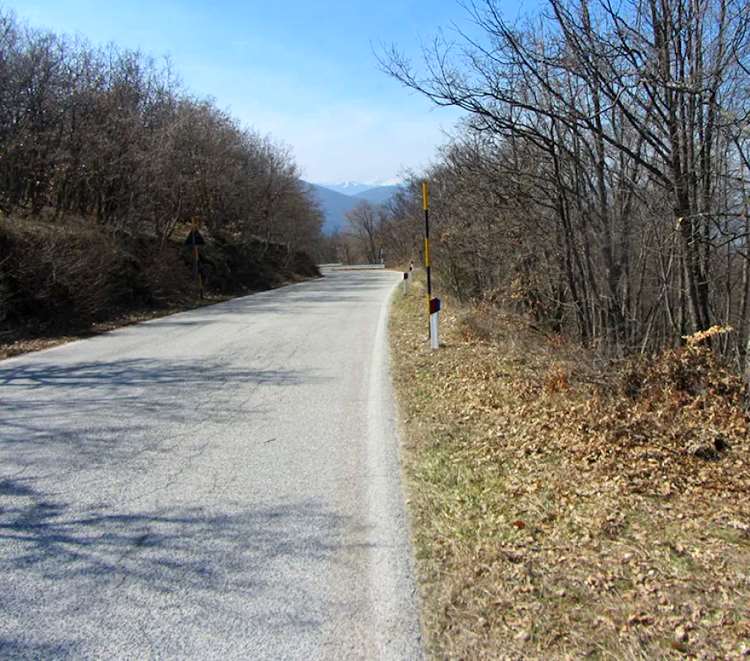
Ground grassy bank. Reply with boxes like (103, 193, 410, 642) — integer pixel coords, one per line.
(390, 278, 750, 659)
(0, 216, 319, 359)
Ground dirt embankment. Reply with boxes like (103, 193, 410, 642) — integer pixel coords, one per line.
(0, 217, 320, 358)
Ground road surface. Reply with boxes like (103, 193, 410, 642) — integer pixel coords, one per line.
(0, 270, 422, 660)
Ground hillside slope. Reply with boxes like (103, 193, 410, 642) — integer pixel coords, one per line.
(304, 181, 402, 234)
(0, 218, 319, 357)
(354, 185, 401, 205)
(305, 183, 359, 234)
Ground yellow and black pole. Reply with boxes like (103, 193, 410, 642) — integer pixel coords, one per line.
(423, 181, 432, 310)
(422, 181, 440, 349)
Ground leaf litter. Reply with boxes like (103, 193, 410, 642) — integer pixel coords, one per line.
(390, 280, 750, 660)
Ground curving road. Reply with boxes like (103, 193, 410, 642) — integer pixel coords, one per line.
(0, 270, 422, 660)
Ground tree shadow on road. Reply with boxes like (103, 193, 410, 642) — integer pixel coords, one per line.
(0, 358, 324, 470)
(0, 357, 308, 391)
(0, 638, 79, 660)
(0, 476, 371, 655)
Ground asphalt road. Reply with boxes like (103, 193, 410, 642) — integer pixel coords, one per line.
(0, 270, 422, 660)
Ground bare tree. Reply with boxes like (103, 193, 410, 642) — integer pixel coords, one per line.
(0, 10, 323, 257)
(381, 0, 750, 360)
(345, 201, 382, 264)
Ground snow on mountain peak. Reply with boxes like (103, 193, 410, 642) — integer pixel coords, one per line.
(316, 178, 403, 196)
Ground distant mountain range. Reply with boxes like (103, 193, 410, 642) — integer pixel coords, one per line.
(320, 179, 401, 196)
(321, 181, 375, 196)
(304, 180, 402, 234)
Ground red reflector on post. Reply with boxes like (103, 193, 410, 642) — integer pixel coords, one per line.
(429, 297, 441, 314)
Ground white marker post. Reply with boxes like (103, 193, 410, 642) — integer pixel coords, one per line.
(403, 272, 409, 295)
(429, 297, 441, 350)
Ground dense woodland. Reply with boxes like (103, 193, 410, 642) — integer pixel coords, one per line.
(0, 9, 322, 245)
(355, 0, 750, 370)
(0, 9, 323, 331)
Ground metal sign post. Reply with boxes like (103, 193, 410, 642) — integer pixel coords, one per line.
(185, 219, 205, 299)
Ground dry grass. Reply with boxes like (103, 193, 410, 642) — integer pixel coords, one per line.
(390, 279, 750, 660)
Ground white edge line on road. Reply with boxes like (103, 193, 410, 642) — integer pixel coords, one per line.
(365, 281, 424, 658)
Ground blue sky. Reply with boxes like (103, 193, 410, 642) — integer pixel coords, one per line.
(8, 1, 534, 184)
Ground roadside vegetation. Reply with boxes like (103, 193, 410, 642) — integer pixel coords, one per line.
(367, 0, 750, 371)
(374, 7, 750, 652)
(391, 279, 750, 659)
(0, 9, 323, 353)
(0, 215, 318, 358)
